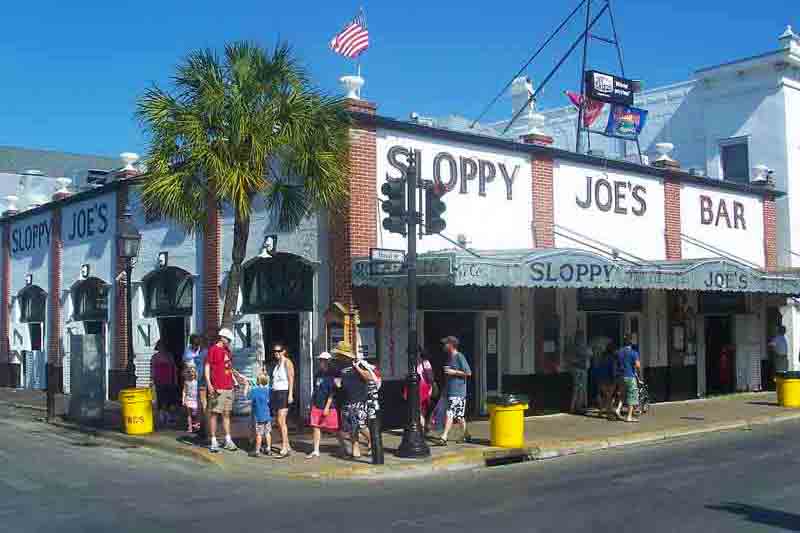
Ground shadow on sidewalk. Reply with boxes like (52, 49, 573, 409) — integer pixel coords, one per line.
(748, 401, 780, 407)
(706, 502, 800, 531)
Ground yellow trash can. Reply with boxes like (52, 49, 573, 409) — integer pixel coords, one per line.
(778, 372, 800, 408)
(487, 394, 529, 448)
(119, 387, 154, 435)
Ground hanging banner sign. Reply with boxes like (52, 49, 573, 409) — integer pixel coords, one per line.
(605, 105, 648, 140)
(584, 70, 634, 106)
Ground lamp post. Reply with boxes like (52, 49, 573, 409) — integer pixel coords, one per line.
(117, 209, 141, 387)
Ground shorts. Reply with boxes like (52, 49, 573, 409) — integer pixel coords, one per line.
(446, 396, 466, 422)
(624, 377, 640, 407)
(156, 385, 178, 410)
(309, 406, 339, 431)
(252, 420, 272, 437)
(271, 390, 290, 415)
(342, 401, 368, 439)
(208, 389, 233, 415)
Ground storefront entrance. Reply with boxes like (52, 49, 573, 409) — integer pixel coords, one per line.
(423, 312, 478, 416)
(705, 316, 735, 395)
(260, 313, 301, 417)
(158, 317, 189, 367)
(587, 313, 623, 351)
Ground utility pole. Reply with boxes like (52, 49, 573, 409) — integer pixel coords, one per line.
(397, 152, 430, 458)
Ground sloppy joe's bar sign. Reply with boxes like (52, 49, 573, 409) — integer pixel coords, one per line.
(11, 215, 52, 256)
(62, 197, 113, 244)
(376, 129, 533, 252)
(553, 160, 666, 260)
(680, 184, 764, 267)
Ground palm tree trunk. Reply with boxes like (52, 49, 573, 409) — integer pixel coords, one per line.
(221, 211, 250, 329)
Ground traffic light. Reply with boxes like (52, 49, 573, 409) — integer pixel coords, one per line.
(381, 178, 407, 236)
(424, 183, 447, 235)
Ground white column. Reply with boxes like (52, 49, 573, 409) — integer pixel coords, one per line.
(780, 300, 800, 371)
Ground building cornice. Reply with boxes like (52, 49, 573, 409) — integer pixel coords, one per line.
(350, 111, 784, 200)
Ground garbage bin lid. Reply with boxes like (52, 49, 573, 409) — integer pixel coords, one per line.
(486, 393, 529, 406)
(777, 371, 800, 379)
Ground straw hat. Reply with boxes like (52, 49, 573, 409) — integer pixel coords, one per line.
(331, 341, 355, 360)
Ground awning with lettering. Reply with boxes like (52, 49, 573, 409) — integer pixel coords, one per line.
(351, 248, 800, 294)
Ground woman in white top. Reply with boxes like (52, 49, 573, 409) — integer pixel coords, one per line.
(270, 343, 295, 457)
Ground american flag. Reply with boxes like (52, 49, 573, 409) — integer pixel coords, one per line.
(329, 11, 369, 59)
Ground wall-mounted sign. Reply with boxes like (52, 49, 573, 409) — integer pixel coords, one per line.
(553, 160, 666, 260)
(25, 274, 33, 286)
(65, 202, 109, 242)
(158, 252, 168, 268)
(81, 264, 90, 279)
(377, 129, 533, 252)
(680, 184, 764, 267)
(12, 219, 52, 255)
(584, 70, 634, 106)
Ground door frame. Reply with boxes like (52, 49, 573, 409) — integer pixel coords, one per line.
(479, 311, 502, 416)
(420, 309, 484, 416)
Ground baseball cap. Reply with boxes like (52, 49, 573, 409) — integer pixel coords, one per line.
(440, 336, 460, 346)
(218, 328, 234, 342)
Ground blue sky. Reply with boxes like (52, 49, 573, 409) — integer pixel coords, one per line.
(0, 0, 795, 158)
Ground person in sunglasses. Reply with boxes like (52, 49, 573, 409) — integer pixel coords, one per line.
(270, 343, 295, 457)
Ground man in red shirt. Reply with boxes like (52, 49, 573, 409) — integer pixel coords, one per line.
(204, 328, 237, 452)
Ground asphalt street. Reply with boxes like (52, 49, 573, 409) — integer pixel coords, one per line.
(1, 404, 799, 532)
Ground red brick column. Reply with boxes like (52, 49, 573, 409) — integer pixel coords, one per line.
(331, 100, 378, 308)
(48, 209, 63, 391)
(203, 191, 221, 339)
(532, 156, 555, 248)
(109, 186, 130, 398)
(763, 194, 778, 271)
(664, 178, 682, 261)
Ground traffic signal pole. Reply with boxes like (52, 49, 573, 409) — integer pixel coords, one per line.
(397, 153, 430, 458)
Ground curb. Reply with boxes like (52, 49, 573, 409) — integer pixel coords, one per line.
(0, 399, 222, 467)
(6, 397, 800, 480)
(49, 419, 224, 467)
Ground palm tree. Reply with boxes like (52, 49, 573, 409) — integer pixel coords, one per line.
(136, 41, 350, 329)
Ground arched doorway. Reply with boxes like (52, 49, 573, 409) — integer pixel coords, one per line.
(142, 266, 193, 367)
(242, 254, 313, 416)
(18, 285, 47, 389)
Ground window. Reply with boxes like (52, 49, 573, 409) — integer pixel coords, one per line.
(242, 254, 313, 313)
(720, 139, 749, 184)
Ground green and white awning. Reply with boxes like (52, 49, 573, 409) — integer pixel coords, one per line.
(352, 248, 800, 294)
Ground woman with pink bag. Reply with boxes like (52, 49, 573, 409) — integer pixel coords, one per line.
(403, 347, 436, 432)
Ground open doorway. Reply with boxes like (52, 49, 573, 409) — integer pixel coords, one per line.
(260, 314, 300, 416)
(157, 317, 188, 369)
(587, 313, 623, 351)
(423, 312, 477, 415)
(705, 316, 734, 394)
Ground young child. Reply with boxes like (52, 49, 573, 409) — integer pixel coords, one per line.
(307, 352, 338, 459)
(245, 372, 272, 458)
(182, 365, 199, 433)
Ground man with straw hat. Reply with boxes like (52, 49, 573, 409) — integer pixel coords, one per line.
(332, 341, 374, 459)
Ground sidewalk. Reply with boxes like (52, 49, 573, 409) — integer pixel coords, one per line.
(1, 388, 799, 479)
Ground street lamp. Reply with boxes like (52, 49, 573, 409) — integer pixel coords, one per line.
(117, 209, 141, 387)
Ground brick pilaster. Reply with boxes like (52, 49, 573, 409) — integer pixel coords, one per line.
(47, 209, 63, 391)
(114, 187, 129, 371)
(203, 191, 221, 339)
(532, 156, 554, 248)
(763, 194, 778, 271)
(331, 100, 378, 308)
(664, 178, 682, 260)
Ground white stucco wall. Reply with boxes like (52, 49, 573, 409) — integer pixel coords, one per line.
(552, 159, 666, 260)
(375, 128, 533, 253)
